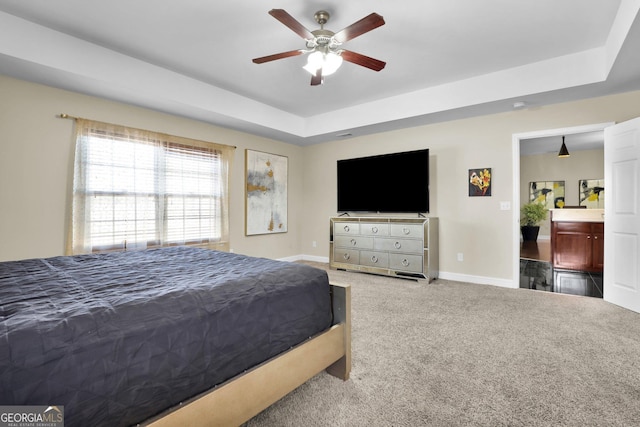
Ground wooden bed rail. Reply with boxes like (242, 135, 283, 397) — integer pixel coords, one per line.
(142, 282, 351, 427)
(327, 282, 351, 380)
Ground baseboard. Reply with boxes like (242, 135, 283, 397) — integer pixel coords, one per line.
(277, 255, 303, 262)
(278, 254, 330, 263)
(302, 255, 330, 263)
(438, 271, 516, 289)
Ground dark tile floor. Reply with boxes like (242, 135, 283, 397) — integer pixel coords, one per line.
(519, 259, 603, 298)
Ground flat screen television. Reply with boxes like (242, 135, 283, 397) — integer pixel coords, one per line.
(337, 149, 429, 213)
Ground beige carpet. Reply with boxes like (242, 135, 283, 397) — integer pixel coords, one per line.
(245, 263, 640, 427)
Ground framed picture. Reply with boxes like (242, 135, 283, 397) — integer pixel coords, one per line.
(529, 180, 565, 209)
(245, 149, 288, 235)
(469, 168, 491, 196)
(579, 179, 604, 208)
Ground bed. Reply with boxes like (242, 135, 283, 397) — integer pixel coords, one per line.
(0, 246, 351, 426)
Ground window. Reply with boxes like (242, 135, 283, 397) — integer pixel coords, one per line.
(69, 119, 234, 254)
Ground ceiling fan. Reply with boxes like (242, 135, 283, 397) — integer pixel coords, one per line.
(252, 9, 386, 86)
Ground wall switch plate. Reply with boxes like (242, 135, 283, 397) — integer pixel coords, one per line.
(500, 201, 511, 210)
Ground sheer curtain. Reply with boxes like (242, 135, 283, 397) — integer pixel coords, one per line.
(68, 119, 234, 255)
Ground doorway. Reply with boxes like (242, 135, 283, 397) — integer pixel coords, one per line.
(512, 123, 612, 296)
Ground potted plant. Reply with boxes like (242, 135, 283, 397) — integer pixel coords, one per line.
(521, 201, 548, 241)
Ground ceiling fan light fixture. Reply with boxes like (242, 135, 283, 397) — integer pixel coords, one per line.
(303, 51, 343, 76)
(303, 51, 324, 74)
(322, 52, 343, 75)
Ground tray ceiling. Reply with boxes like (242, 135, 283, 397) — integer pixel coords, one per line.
(1, 1, 639, 145)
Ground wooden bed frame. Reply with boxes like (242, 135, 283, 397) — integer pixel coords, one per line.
(141, 282, 351, 427)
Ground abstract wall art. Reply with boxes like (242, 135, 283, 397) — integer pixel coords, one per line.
(469, 168, 492, 196)
(245, 149, 288, 235)
(579, 179, 604, 208)
(529, 180, 565, 209)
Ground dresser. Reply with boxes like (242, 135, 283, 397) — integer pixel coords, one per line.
(330, 217, 438, 282)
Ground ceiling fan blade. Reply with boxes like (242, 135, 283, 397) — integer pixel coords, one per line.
(269, 9, 314, 39)
(333, 13, 385, 43)
(310, 69, 323, 86)
(252, 50, 304, 64)
(341, 50, 386, 71)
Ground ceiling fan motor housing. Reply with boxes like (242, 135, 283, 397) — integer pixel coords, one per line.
(307, 30, 341, 52)
(314, 10, 330, 26)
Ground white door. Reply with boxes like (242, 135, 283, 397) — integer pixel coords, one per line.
(603, 117, 640, 313)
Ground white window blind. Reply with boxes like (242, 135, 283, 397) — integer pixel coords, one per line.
(69, 119, 234, 254)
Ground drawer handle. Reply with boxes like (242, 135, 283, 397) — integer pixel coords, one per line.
(343, 225, 350, 232)
(402, 258, 410, 267)
(343, 253, 351, 261)
(402, 227, 410, 235)
(371, 226, 378, 234)
(394, 241, 402, 249)
(371, 255, 378, 263)
(350, 238, 357, 246)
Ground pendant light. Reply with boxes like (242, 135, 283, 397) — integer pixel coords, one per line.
(558, 136, 570, 157)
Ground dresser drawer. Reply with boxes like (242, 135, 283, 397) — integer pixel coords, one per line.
(334, 222, 360, 235)
(359, 251, 389, 268)
(389, 253, 423, 273)
(374, 237, 423, 253)
(334, 235, 374, 249)
(360, 223, 389, 236)
(333, 248, 360, 265)
(390, 223, 423, 238)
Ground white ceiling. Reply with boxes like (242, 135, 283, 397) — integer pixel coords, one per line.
(1, 1, 640, 145)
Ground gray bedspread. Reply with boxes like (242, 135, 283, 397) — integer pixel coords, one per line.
(0, 247, 332, 426)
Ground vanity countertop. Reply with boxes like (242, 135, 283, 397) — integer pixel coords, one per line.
(551, 208, 604, 222)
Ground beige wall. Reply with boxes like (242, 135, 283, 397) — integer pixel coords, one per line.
(520, 149, 604, 238)
(300, 90, 640, 283)
(0, 75, 304, 261)
(2, 73, 640, 285)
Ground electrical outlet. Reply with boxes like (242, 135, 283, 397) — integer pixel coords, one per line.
(457, 253, 464, 262)
(312, 241, 317, 248)
(500, 201, 511, 210)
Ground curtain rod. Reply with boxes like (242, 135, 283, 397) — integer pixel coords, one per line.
(57, 114, 237, 149)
